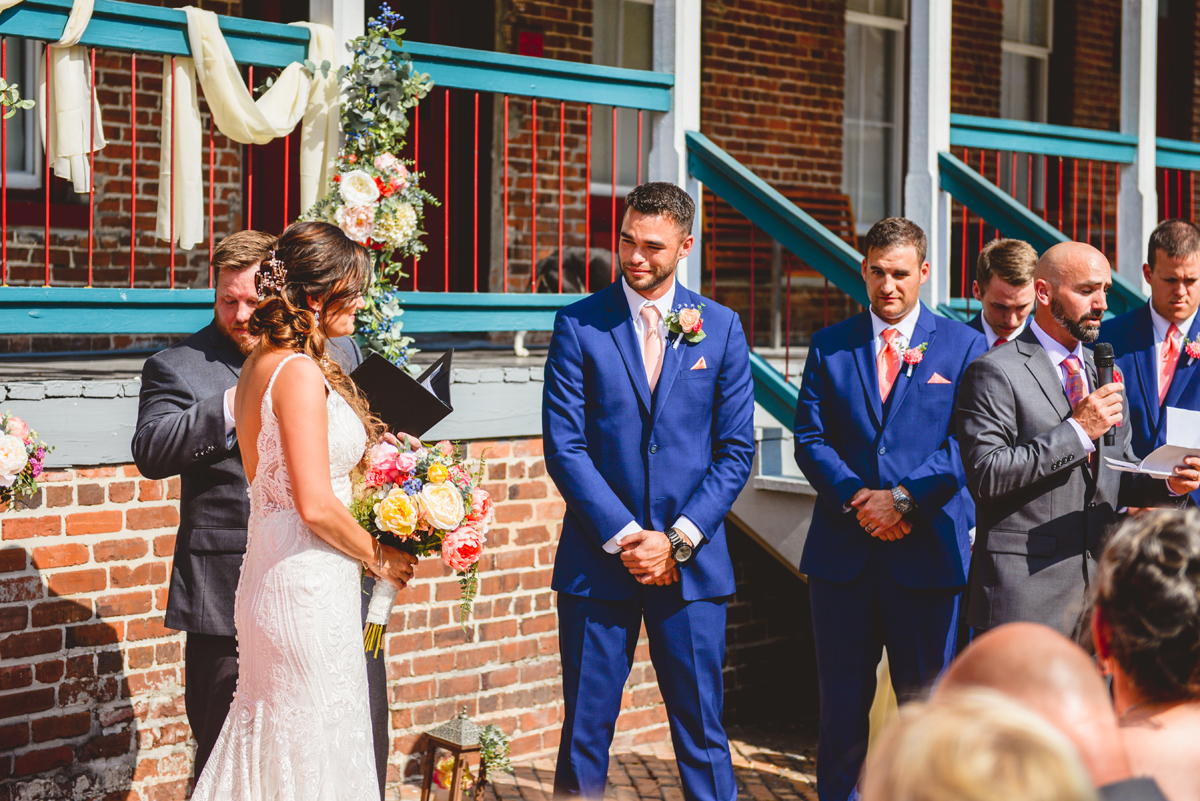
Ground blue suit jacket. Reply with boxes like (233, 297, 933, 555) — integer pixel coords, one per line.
(794, 304, 988, 589)
(543, 281, 756, 602)
(1106, 303, 1200, 505)
(967, 312, 985, 335)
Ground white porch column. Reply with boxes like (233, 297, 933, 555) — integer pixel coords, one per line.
(903, 0, 953, 307)
(308, 0, 365, 60)
(1118, 0, 1158, 285)
(649, 0, 702, 290)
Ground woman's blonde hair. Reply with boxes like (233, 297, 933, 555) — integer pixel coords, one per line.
(860, 689, 1097, 801)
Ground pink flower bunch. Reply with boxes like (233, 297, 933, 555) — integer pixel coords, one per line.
(1186, 339, 1200, 362)
(1, 413, 52, 504)
(372, 152, 409, 197)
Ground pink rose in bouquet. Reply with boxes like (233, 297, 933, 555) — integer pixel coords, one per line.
(442, 525, 485, 571)
(374, 152, 399, 172)
(448, 464, 471, 489)
(435, 440, 454, 457)
(392, 163, 410, 192)
(335, 204, 376, 245)
(4, 415, 28, 440)
(0, 435, 28, 487)
(466, 487, 494, 531)
(394, 451, 418, 474)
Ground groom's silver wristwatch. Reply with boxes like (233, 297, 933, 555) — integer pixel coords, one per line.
(891, 486, 915, 516)
(665, 527, 694, 564)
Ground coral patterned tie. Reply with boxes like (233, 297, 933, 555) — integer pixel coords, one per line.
(641, 305, 663, 391)
(877, 328, 901, 402)
(1160, 324, 1181, 405)
(1063, 355, 1086, 409)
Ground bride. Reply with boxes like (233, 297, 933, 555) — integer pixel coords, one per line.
(192, 221, 417, 801)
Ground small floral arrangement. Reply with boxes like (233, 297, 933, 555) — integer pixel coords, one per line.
(666, 303, 706, 346)
(0, 412, 51, 507)
(349, 435, 494, 652)
(1185, 337, 1200, 365)
(902, 342, 928, 377)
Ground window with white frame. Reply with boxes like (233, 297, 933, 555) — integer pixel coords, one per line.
(1000, 0, 1051, 122)
(591, 0, 653, 195)
(3, 38, 40, 190)
(843, 0, 905, 234)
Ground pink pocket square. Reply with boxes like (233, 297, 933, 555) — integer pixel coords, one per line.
(927, 373, 952, 384)
(691, 357, 708, 370)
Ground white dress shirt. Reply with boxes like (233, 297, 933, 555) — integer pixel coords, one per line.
(869, 302, 922, 359)
(223, 387, 237, 446)
(980, 315, 1027, 349)
(1029, 319, 1095, 453)
(603, 277, 704, 554)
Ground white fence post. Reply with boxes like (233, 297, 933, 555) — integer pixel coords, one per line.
(1118, 0, 1158, 286)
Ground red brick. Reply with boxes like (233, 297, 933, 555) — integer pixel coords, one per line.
(0, 664, 32, 691)
(59, 676, 119, 706)
(138, 480, 164, 501)
(93, 538, 149, 563)
(65, 622, 122, 648)
(13, 744, 73, 775)
(153, 534, 176, 557)
(123, 465, 141, 478)
(45, 485, 73, 507)
(35, 659, 65, 683)
(0, 629, 61, 659)
(31, 543, 90, 569)
(97, 650, 123, 675)
(2, 515, 61, 540)
(110, 561, 167, 588)
(128, 645, 154, 670)
(0, 575, 42, 603)
(45, 568, 106, 596)
(0, 722, 28, 750)
(0, 687, 54, 719)
(0, 547, 25, 573)
(77, 467, 117, 478)
(166, 476, 181, 500)
(65, 510, 122, 536)
(66, 654, 94, 679)
(126, 667, 176, 695)
(77, 483, 105, 506)
(108, 481, 135, 503)
(80, 730, 132, 761)
(125, 616, 170, 641)
(126, 506, 179, 531)
(31, 600, 92, 627)
(94, 591, 153, 618)
(31, 711, 91, 742)
(0, 605, 27, 632)
(495, 502, 533, 524)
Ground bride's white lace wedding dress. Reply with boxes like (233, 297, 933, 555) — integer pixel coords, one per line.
(192, 353, 377, 801)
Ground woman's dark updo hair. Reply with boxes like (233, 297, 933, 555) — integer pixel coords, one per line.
(1093, 509, 1200, 702)
(247, 220, 383, 448)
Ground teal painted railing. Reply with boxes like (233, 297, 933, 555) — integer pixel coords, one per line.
(1157, 137, 1200, 171)
(949, 114, 1137, 164)
(750, 352, 799, 429)
(684, 131, 868, 307)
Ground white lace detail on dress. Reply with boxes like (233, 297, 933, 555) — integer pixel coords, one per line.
(192, 352, 375, 801)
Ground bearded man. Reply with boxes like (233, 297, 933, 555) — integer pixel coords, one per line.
(131, 232, 389, 793)
(956, 241, 1200, 637)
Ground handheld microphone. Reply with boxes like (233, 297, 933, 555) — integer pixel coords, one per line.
(1094, 342, 1116, 446)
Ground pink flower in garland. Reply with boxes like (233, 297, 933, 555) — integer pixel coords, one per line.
(1186, 339, 1200, 363)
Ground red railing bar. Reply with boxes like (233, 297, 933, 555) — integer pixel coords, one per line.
(1086, 160, 1093, 246)
(246, 66, 253, 230)
(1102, 163, 1108, 259)
(1057, 156, 1063, 232)
(87, 47, 96, 286)
(2, 37, 7, 285)
(636, 110, 642, 186)
(130, 53, 136, 286)
(610, 106, 616, 284)
(442, 88, 449, 291)
(584, 103, 591, 293)
(1010, 151, 1016, 197)
(977, 149, 985, 252)
(208, 112, 215, 283)
(749, 224, 755, 351)
(503, 95, 508, 292)
(995, 149, 1002, 239)
(1178, 168, 1183, 219)
(531, 97, 537, 292)
(1042, 155, 1048, 221)
(283, 130, 290, 224)
(557, 100, 564, 293)
(473, 91, 479, 291)
(170, 55, 176, 287)
(44, 46, 50, 285)
(1191, 172, 1195, 222)
(961, 148, 968, 300)
(1071, 158, 1078, 241)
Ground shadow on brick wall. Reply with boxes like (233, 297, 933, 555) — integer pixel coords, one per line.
(1, 552, 141, 799)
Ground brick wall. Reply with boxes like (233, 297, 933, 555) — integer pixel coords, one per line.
(1050, 0, 1121, 132)
(951, 0, 1002, 117)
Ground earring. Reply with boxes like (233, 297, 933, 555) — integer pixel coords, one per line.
(314, 310, 321, 324)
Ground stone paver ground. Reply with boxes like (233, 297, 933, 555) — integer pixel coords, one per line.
(398, 722, 819, 801)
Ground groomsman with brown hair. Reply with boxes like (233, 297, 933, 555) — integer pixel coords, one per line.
(968, 238, 1038, 349)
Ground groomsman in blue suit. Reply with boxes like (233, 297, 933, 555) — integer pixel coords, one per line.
(543, 182, 755, 801)
(794, 218, 987, 801)
(967, 237, 1037, 348)
(1105, 219, 1200, 506)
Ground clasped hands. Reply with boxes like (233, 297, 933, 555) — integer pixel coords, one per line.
(849, 487, 910, 541)
(371, 543, 419, 590)
(620, 529, 686, 586)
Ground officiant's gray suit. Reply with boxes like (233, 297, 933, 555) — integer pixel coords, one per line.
(956, 327, 1179, 636)
(132, 322, 388, 794)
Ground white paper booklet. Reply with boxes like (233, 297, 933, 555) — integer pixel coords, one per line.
(1105, 407, 1200, 479)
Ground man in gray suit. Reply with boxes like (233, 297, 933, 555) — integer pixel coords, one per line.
(132, 232, 386, 790)
(957, 241, 1200, 636)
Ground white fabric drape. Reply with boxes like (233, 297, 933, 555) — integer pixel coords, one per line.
(28, 0, 109, 194)
(155, 7, 339, 249)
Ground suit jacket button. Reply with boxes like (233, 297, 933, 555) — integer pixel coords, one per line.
(878, 447, 887, 455)
(649, 445, 658, 454)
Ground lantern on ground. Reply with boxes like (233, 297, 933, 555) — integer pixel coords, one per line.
(420, 708, 482, 801)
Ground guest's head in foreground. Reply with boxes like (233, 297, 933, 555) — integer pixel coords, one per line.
(939, 622, 1134, 789)
(1033, 241, 1110, 348)
(1143, 219, 1200, 327)
(973, 238, 1037, 342)
(860, 688, 1096, 801)
(861, 217, 929, 324)
(619, 182, 695, 300)
(212, 229, 277, 353)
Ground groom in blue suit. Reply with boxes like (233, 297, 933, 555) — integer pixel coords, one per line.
(794, 218, 987, 801)
(544, 182, 755, 801)
(1106, 219, 1200, 507)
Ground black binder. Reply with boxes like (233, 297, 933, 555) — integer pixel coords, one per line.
(350, 350, 454, 438)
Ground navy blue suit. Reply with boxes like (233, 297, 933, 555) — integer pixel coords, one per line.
(1106, 304, 1200, 506)
(794, 304, 987, 801)
(544, 280, 755, 801)
(967, 312, 985, 335)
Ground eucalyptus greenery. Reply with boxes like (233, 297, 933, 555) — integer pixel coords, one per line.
(0, 77, 34, 119)
(479, 724, 514, 778)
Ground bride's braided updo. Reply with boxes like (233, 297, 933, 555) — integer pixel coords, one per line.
(247, 220, 384, 452)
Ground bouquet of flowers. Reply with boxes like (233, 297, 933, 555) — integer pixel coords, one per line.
(0, 412, 51, 507)
(349, 436, 494, 653)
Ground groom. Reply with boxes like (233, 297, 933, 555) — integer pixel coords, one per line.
(543, 182, 756, 801)
(131, 231, 387, 793)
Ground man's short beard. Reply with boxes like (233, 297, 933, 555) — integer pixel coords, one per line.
(1050, 296, 1102, 344)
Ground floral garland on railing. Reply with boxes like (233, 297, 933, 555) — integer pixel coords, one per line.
(303, 4, 435, 369)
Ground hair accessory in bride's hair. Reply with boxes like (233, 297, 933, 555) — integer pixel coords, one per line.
(255, 249, 288, 299)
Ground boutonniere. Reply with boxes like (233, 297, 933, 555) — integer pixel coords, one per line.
(1185, 337, 1200, 365)
(901, 342, 928, 377)
(666, 303, 706, 349)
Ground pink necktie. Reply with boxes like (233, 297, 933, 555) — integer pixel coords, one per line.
(878, 328, 900, 402)
(641, 305, 663, 391)
(1063, 355, 1086, 409)
(1160, 324, 1181, 404)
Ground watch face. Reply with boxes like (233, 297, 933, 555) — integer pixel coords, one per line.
(674, 544, 694, 563)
